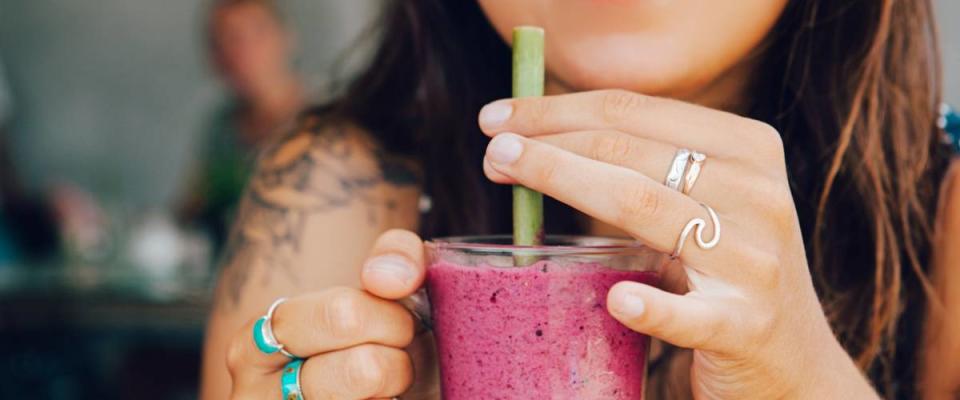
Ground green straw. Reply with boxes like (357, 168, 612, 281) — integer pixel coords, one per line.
(512, 26, 545, 252)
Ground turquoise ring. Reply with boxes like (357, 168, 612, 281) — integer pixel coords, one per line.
(253, 297, 298, 358)
(253, 317, 280, 354)
(281, 359, 305, 400)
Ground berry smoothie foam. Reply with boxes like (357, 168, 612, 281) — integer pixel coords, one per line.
(426, 260, 660, 399)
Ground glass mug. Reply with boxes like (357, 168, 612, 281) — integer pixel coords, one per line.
(419, 235, 668, 399)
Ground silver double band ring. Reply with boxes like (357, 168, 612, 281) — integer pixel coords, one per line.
(664, 149, 692, 191)
(682, 151, 706, 195)
(665, 148, 707, 195)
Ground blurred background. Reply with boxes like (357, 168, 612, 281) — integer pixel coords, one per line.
(0, 1, 956, 399)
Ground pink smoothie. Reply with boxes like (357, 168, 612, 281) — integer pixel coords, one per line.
(426, 260, 660, 399)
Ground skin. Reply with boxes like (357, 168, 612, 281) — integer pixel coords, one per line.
(201, 1, 960, 399)
(924, 163, 960, 399)
(478, 0, 788, 110)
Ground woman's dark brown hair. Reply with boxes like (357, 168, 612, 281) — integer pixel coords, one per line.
(320, 1, 950, 398)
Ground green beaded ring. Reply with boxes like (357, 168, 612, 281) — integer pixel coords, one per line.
(281, 359, 305, 400)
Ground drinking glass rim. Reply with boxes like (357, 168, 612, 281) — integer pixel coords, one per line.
(425, 235, 653, 256)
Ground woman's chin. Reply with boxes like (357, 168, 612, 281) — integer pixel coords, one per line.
(547, 38, 751, 107)
(549, 57, 698, 98)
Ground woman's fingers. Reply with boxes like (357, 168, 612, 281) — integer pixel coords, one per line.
(478, 90, 786, 164)
(607, 281, 739, 352)
(539, 130, 677, 172)
(251, 344, 414, 400)
(362, 229, 426, 300)
(298, 344, 414, 399)
(274, 289, 415, 359)
(479, 90, 744, 153)
(485, 133, 721, 261)
(483, 130, 679, 186)
(540, 130, 742, 199)
(228, 228, 423, 399)
(227, 288, 415, 373)
(485, 130, 769, 210)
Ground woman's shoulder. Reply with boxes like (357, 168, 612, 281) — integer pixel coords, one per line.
(256, 113, 422, 189)
(245, 112, 424, 226)
(924, 104, 960, 398)
(935, 104, 960, 269)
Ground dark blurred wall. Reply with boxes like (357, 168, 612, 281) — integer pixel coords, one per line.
(0, 0, 376, 207)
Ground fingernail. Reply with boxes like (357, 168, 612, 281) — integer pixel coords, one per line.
(479, 101, 513, 127)
(364, 255, 415, 284)
(612, 292, 645, 318)
(486, 134, 524, 165)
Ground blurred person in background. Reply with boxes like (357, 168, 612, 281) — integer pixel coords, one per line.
(180, 0, 305, 252)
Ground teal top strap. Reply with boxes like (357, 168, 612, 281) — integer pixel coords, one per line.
(940, 103, 960, 153)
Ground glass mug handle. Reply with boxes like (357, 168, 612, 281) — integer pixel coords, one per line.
(399, 288, 432, 332)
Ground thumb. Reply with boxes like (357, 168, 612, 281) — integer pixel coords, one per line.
(361, 229, 426, 300)
(607, 281, 733, 351)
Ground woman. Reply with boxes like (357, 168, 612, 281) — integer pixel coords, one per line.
(200, 1, 960, 399)
(180, 0, 304, 251)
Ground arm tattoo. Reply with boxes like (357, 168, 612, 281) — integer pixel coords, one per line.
(216, 121, 420, 308)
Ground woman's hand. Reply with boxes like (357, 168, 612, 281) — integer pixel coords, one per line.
(225, 229, 425, 399)
(479, 90, 878, 399)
